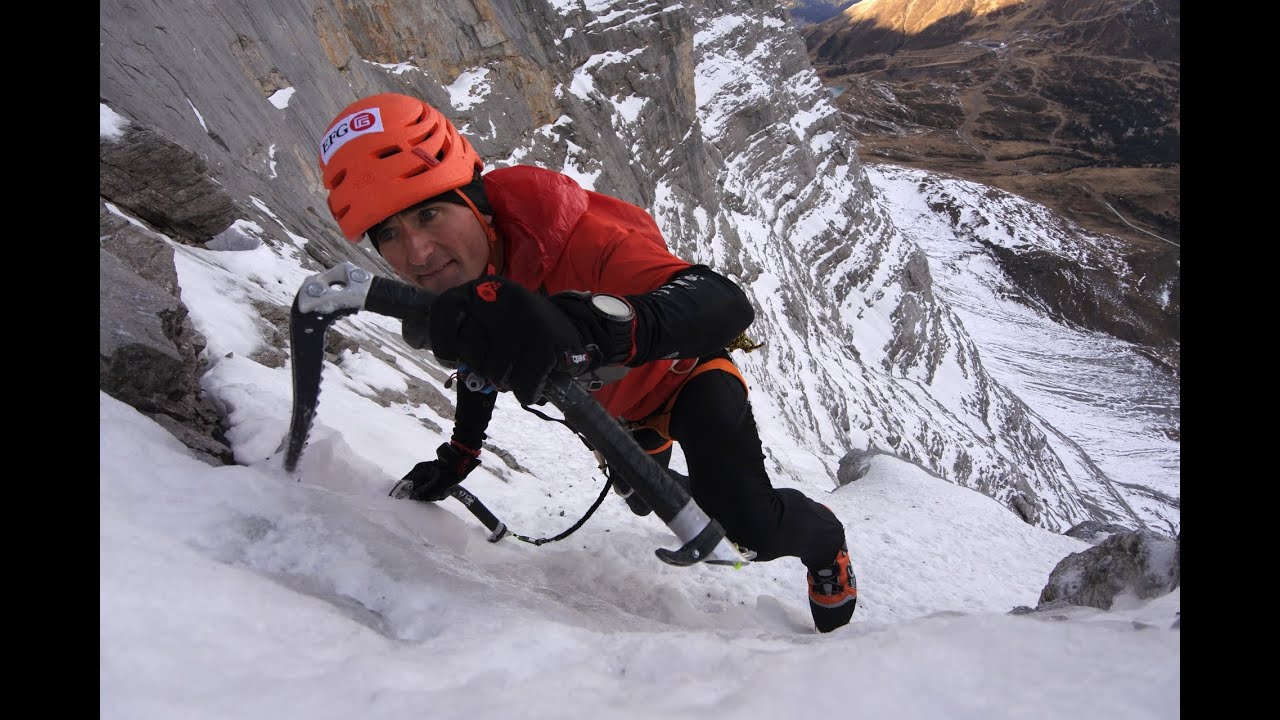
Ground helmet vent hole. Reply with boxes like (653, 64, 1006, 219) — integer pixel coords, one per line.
(330, 169, 347, 188)
(402, 165, 428, 179)
(410, 147, 443, 170)
(374, 145, 403, 160)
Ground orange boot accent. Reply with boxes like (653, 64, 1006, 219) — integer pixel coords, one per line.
(807, 547, 857, 632)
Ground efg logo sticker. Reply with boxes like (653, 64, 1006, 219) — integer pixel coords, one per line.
(319, 108, 384, 165)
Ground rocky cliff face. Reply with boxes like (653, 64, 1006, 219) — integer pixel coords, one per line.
(100, 0, 1162, 532)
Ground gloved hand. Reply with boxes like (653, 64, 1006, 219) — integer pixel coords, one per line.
(547, 291, 635, 367)
(427, 276, 598, 405)
(400, 441, 481, 502)
(401, 315, 432, 351)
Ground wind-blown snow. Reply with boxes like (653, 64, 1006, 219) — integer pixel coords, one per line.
(268, 87, 296, 109)
(448, 68, 492, 111)
(100, 103, 129, 139)
(366, 59, 418, 75)
(187, 98, 209, 131)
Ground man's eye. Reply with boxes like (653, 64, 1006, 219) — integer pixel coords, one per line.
(417, 207, 438, 224)
(372, 227, 397, 245)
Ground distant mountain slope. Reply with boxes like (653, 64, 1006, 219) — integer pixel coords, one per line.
(802, 0, 1179, 256)
(784, 0, 863, 26)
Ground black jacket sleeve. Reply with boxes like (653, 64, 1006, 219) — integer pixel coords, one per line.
(624, 265, 755, 367)
(451, 379, 498, 453)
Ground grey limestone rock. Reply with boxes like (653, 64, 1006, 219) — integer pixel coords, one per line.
(1037, 529, 1179, 611)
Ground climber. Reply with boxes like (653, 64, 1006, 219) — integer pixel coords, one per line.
(316, 92, 857, 632)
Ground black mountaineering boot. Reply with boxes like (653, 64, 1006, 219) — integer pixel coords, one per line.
(615, 479, 653, 516)
(807, 544, 857, 633)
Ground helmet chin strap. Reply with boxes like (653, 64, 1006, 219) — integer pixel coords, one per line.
(453, 188, 503, 274)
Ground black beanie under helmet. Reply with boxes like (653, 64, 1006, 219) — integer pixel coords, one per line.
(432, 170, 492, 216)
(368, 170, 492, 249)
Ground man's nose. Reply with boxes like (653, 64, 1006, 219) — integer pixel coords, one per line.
(402, 226, 438, 266)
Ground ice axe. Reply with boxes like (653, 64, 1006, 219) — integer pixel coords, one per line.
(283, 262, 748, 568)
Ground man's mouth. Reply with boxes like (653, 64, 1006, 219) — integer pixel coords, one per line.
(417, 260, 453, 282)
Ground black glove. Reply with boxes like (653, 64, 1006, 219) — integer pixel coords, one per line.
(547, 291, 635, 366)
(401, 315, 432, 351)
(401, 442, 481, 502)
(427, 276, 597, 405)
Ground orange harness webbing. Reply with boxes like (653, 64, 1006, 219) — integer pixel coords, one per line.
(627, 358, 748, 448)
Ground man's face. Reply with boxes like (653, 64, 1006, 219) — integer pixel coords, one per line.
(369, 199, 491, 293)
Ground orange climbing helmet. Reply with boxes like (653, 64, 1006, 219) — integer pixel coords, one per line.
(317, 93, 484, 242)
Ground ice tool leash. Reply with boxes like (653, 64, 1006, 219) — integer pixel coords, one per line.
(389, 397, 617, 548)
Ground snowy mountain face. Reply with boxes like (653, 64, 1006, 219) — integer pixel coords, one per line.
(99, 0, 1176, 535)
